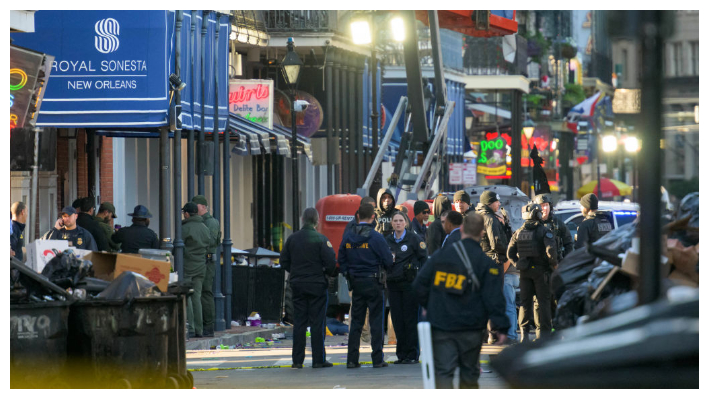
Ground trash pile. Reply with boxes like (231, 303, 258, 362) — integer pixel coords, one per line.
(489, 192, 699, 388)
(11, 249, 174, 303)
(551, 191, 700, 329)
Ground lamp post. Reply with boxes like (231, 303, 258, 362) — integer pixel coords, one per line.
(351, 12, 405, 197)
(522, 119, 535, 196)
(281, 37, 303, 232)
(624, 135, 640, 202)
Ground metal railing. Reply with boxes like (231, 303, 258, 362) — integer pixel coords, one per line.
(264, 10, 336, 32)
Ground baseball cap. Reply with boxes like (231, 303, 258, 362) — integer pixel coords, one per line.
(99, 202, 117, 218)
(182, 202, 199, 214)
(61, 206, 77, 216)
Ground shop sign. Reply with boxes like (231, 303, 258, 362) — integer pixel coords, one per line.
(229, 79, 273, 129)
(449, 163, 463, 185)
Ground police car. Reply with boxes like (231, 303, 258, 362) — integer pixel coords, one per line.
(554, 200, 639, 243)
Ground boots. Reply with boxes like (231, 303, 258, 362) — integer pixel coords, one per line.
(520, 330, 530, 343)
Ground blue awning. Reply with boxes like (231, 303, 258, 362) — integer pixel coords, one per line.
(10, 10, 230, 131)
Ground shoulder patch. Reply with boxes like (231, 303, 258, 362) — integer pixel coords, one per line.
(326, 241, 333, 248)
(546, 232, 554, 239)
(489, 267, 499, 275)
(420, 241, 426, 250)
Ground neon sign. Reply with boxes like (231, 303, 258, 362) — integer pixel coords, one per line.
(228, 79, 274, 129)
(10, 69, 28, 91)
(478, 132, 511, 176)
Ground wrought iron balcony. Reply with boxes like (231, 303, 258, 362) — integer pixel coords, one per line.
(264, 10, 338, 33)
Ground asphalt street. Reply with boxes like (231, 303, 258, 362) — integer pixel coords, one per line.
(188, 335, 510, 389)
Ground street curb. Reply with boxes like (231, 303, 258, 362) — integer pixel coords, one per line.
(186, 326, 290, 350)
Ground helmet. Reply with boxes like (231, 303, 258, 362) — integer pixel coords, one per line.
(522, 203, 543, 221)
(533, 194, 552, 206)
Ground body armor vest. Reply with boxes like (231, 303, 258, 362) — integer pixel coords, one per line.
(517, 228, 540, 259)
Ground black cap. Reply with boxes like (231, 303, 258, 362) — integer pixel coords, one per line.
(580, 193, 599, 210)
(182, 202, 198, 215)
(128, 205, 153, 218)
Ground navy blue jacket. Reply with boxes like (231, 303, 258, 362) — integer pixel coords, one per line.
(11, 220, 25, 262)
(411, 217, 427, 239)
(441, 228, 461, 250)
(413, 238, 509, 333)
(338, 222, 393, 277)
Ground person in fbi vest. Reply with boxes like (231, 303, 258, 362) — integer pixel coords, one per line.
(413, 212, 509, 388)
(338, 203, 393, 369)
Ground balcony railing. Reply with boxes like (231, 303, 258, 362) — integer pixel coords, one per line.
(264, 10, 337, 33)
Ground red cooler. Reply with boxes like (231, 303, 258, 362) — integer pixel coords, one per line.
(315, 194, 361, 259)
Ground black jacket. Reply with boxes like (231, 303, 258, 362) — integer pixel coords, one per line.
(575, 212, 613, 249)
(385, 229, 428, 282)
(11, 220, 25, 261)
(425, 195, 451, 255)
(281, 225, 337, 285)
(413, 238, 510, 333)
(113, 222, 160, 254)
(338, 222, 393, 277)
(507, 220, 558, 272)
(374, 188, 396, 237)
(475, 203, 509, 265)
(76, 212, 109, 251)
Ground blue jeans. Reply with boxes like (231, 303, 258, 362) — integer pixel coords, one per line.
(503, 273, 519, 340)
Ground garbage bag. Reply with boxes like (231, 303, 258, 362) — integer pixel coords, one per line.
(669, 192, 699, 246)
(10, 257, 70, 303)
(40, 249, 93, 289)
(553, 282, 590, 330)
(587, 262, 616, 290)
(591, 220, 637, 253)
(96, 271, 161, 300)
(551, 248, 597, 299)
(74, 276, 110, 296)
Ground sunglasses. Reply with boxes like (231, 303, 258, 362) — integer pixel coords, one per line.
(422, 210, 431, 214)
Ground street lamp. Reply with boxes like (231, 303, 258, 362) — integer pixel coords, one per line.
(522, 119, 536, 142)
(602, 135, 618, 153)
(281, 37, 303, 232)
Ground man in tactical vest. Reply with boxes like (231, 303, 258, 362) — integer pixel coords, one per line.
(533, 194, 573, 260)
(507, 203, 558, 342)
(531, 194, 573, 332)
(475, 191, 509, 267)
(575, 193, 613, 249)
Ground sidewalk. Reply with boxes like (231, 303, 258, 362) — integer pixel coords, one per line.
(186, 325, 292, 350)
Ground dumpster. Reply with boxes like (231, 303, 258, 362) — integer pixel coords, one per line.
(11, 301, 73, 388)
(232, 265, 285, 323)
(67, 296, 185, 388)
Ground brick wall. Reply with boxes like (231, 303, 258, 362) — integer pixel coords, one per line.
(56, 135, 69, 214)
(99, 136, 113, 204)
(77, 129, 88, 198)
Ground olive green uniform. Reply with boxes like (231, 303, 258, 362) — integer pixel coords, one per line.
(182, 215, 212, 336)
(200, 212, 221, 332)
(94, 215, 121, 252)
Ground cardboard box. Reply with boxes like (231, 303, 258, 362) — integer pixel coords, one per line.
(25, 240, 70, 273)
(620, 249, 670, 278)
(83, 252, 171, 292)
